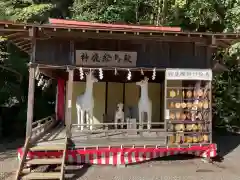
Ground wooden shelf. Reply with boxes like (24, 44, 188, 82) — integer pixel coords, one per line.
(168, 131, 212, 137)
(167, 87, 211, 90)
(167, 108, 210, 112)
(167, 131, 211, 134)
(167, 120, 209, 124)
(166, 98, 209, 101)
(165, 143, 212, 147)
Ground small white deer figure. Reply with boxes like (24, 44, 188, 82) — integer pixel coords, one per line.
(76, 71, 98, 130)
(136, 77, 152, 129)
(114, 103, 125, 129)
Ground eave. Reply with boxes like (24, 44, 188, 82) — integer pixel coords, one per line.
(0, 19, 240, 55)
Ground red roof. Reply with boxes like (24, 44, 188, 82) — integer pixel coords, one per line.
(49, 18, 181, 33)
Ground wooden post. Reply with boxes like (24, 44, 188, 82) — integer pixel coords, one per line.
(55, 85, 58, 120)
(209, 82, 213, 143)
(26, 67, 35, 138)
(164, 72, 168, 145)
(26, 28, 36, 138)
(66, 68, 74, 138)
(105, 82, 108, 118)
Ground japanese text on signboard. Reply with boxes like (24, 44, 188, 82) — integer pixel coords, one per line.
(166, 69, 212, 80)
(76, 50, 137, 67)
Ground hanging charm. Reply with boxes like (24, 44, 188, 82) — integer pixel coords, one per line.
(141, 69, 144, 75)
(42, 79, 52, 91)
(127, 69, 131, 80)
(35, 66, 40, 80)
(152, 68, 156, 80)
(99, 68, 103, 79)
(37, 76, 44, 87)
(79, 67, 84, 80)
(114, 68, 118, 76)
(42, 80, 46, 90)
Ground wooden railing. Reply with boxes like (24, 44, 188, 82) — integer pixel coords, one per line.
(30, 115, 58, 143)
(15, 116, 59, 180)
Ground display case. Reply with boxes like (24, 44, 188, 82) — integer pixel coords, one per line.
(164, 69, 212, 145)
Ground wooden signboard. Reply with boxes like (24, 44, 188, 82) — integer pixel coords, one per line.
(166, 69, 212, 81)
(76, 50, 137, 67)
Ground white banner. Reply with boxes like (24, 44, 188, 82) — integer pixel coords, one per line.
(166, 68, 212, 80)
(76, 50, 137, 67)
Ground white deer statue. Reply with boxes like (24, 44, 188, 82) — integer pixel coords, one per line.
(76, 71, 98, 130)
(136, 77, 152, 129)
(114, 102, 125, 129)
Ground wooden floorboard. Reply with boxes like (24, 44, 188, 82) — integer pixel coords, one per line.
(72, 138, 165, 147)
(34, 126, 166, 148)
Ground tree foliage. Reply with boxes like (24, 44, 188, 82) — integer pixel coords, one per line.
(0, 0, 239, 137)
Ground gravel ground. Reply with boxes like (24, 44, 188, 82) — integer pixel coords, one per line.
(0, 134, 240, 180)
(0, 139, 23, 180)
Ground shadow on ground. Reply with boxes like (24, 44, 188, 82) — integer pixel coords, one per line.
(212, 129, 240, 162)
(0, 138, 24, 161)
(128, 154, 198, 167)
(65, 164, 91, 180)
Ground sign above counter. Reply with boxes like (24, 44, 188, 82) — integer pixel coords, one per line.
(76, 50, 137, 67)
(166, 69, 212, 80)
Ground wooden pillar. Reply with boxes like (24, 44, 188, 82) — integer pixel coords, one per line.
(208, 35, 217, 68)
(105, 82, 108, 117)
(26, 28, 36, 138)
(55, 85, 58, 119)
(66, 68, 74, 138)
(26, 66, 35, 138)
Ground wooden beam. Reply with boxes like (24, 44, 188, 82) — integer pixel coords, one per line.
(5, 32, 26, 39)
(18, 43, 31, 49)
(21, 47, 31, 53)
(11, 37, 26, 43)
(66, 68, 74, 138)
(39, 68, 61, 79)
(0, 28, 27, 32)
(44, 31, 208, 44)
(15, 40, 30, 46)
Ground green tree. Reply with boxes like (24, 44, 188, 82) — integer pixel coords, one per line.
(0, 0, 73, 22)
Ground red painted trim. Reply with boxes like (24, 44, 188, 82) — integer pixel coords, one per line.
(17, 144, 217, 165)
(49, 18, 181, 32)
